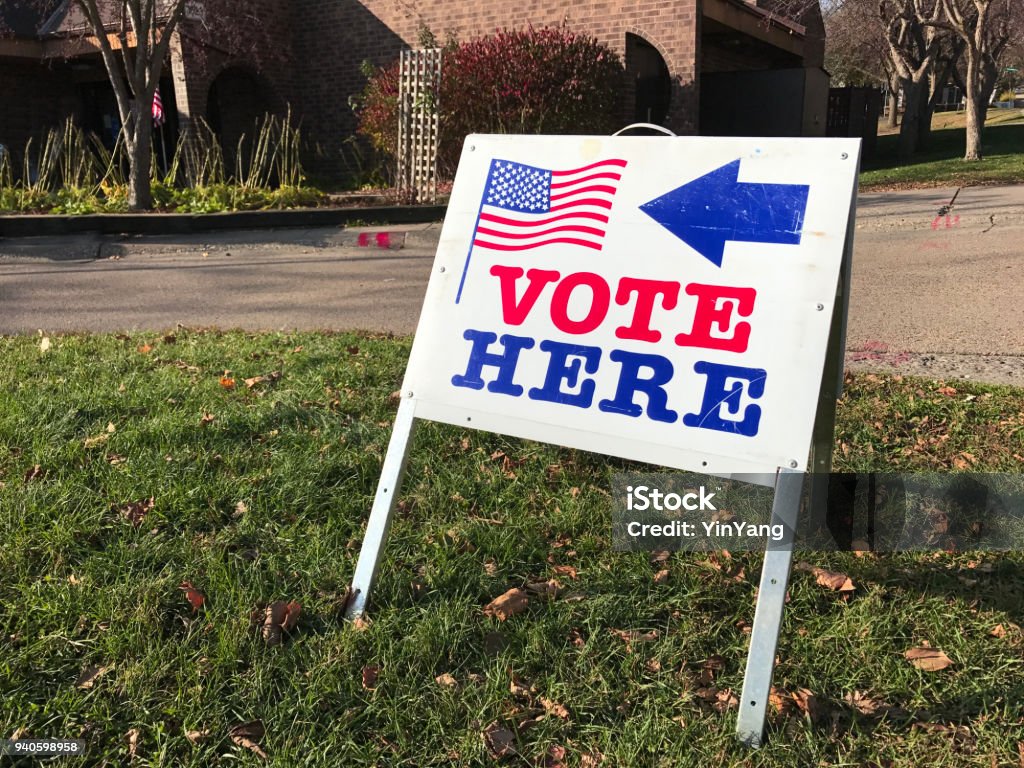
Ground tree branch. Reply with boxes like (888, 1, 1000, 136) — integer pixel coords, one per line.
(73, 0, 133, 136)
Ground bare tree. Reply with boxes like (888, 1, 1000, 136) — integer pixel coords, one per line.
(879, 0, 948, 158)
(75, 0, 187, 208)
(826, 0, 889, 84)
(918, 32, 963, 146)
(825, 0, 901, 124)
(931, 0, 1018, 159)
(29, 0, 188, 209)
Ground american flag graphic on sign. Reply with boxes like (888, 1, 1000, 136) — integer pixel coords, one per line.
(472, 158, 627, 252)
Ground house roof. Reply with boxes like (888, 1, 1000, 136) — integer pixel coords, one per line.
(0, 0, 54, 37)
(38, 0, 125, 37)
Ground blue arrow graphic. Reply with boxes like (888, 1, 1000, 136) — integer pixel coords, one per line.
(638, 159, 810, 267)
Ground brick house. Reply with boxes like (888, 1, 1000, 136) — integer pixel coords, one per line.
(1, 0, 826, 181)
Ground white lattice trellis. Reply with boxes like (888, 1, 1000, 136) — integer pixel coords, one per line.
(397, 48, 442, 204)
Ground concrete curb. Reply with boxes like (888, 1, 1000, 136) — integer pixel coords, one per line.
(0, 205, 447, 239)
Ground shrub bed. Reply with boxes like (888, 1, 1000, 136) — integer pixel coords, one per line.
(355, 25, 626, 179)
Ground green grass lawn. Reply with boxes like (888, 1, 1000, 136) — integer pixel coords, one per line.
(860, 109, 1024, 190)
(2, 331, 1023, 766)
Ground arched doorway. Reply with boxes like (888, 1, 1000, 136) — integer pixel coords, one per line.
(626, 33, 671, 126)
(206, 67, 277, 164)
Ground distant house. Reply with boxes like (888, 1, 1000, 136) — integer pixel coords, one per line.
(1, 0, 828, 181)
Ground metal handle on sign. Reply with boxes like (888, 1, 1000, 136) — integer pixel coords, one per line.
(612, 123, 677, 136)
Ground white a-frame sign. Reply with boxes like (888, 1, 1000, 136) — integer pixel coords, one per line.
(347, 134, 861, 747)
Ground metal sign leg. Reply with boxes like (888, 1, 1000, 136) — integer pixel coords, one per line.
(345, 398, 418, 619)
(736, 468, 804, 747)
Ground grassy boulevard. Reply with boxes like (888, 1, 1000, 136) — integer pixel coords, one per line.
(860, 109, 1024, 190)
(2, 330, 1023, 766)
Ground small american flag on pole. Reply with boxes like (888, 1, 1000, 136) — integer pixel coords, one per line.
(152, 86, 166, 128)
(472, 157, 627, 252)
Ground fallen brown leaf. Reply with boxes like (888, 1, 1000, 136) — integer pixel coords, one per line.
(118, 498, 154, 526)
(703, 654, 726, 672)
(904, 646, 953, 671)
(125, 728, 140, 760)
(912, 721, 974, 747)
(361, 665, 379, 690)
(769, 686, 791, 714)
(795, 562, 855, 592)
(250, 601, 302, 646)
(76, 663, 114, 689)
(990, 624, 1007, 638)
(653, 569, 670, 584)
(525, 579, 562, 598)
(516, 714, 545, 732)
(580, 750, 604, 767)
(611, 628, 659, 652)
(791, 688, 826, 722)
(714, 688, 739, 712)
(541, 744, 567, 768)
(219, 376, 236, 390)
(229, 721, 267, 759)
(541, 696, 570, 720)
(24, 465, 45, 482)
(83, 432, 110, 449)
(435, 673, 457, 688)
(244, 371, 282, 389)
(482, 722, 515, 758)
(185, 729, 210, 744)
(483, 588, 529, 620)
(650, 550, 671, 564)
(137, 344, 153, 354)
(551, 564, 577, 579)
(179, 581, 205, 612)
(509, 676, 534, 699)
(844, 690, 886, 716)
(199, 412, 215, 427)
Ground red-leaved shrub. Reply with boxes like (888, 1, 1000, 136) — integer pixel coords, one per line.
(355, 25, 625, 180)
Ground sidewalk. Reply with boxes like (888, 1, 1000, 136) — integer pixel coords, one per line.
(856, 184, 1024, 231)
(0, 222, 443, 261)
(2, 187, 1023, 387)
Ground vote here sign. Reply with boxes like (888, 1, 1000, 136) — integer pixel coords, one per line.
(401, 135, 861, 477)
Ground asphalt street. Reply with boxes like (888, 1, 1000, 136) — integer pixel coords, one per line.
(2, 185, 1023, 384)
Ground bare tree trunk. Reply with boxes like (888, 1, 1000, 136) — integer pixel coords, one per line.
(128, 105, 154, 209)
(917, 69, 939, 150)
(963, 58, 983, 160)
(887, 91, 899, 127)
(963, 92, 984, 160)
(887, 73, 900, 127)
